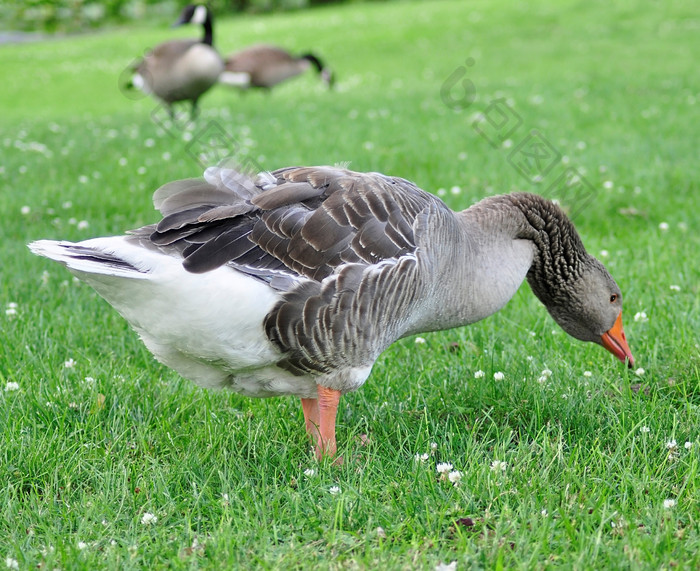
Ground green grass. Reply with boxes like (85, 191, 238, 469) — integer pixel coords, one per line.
(1, 0, 699, 568)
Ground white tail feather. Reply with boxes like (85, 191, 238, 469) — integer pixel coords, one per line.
(218, 71, 251, 88)
(28, 238, 151, 279)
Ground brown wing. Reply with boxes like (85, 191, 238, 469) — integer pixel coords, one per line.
(146, 165, 443, 283)
(224, 45, 295, 74)
(141, 164, 456, 375)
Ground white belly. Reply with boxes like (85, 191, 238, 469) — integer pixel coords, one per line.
(64, 239, 316, 396)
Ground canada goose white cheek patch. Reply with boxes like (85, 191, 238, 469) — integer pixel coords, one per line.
(191, 4, 207, 25)
(131, 73, 147, 92)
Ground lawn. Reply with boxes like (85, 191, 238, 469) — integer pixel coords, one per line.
(1, 0, 699, 568)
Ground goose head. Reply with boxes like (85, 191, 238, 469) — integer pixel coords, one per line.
(172, 4, 214, 45)
(173, 4, 210, 27)
(537, 256, 634, 367)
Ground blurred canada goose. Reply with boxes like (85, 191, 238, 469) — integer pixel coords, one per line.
(130, 4, 223, 118)
(30, 164, 634, 462)
(219, 45, 334, 90)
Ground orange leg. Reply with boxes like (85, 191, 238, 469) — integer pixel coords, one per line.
(316, 385, 342, 461)
(300, 397, 320, 439)
(300, 386, 342, 461)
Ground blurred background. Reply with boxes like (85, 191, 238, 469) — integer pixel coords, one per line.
(1, 0, 373, 34)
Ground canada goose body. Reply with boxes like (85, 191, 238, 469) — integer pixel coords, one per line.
(30, 164, 634, 461)
(132, 4, 223, 116)
(220, 45, 333, 90)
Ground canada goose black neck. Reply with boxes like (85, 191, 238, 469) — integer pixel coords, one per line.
(201, 16, 214, 46)
(300, 53, 324, 74)
(176, 4, 215, 46)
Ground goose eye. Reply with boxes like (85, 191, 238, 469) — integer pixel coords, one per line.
(610, 294, 618, 303)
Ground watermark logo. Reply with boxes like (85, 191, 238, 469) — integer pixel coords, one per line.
(545, 167, 596, 218)
(185, 121, 238, 168)
(441, 59, 597, 218)
(508, 130, 561, 182)
(472, 98, 523, 149)
(118, 59, 260, 174)
(440, 58, 477, 110)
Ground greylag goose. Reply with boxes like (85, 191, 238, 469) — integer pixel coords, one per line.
(219, 45, 334, 90)
(129, 4, 223, 118)
(29, 164, 634, 461)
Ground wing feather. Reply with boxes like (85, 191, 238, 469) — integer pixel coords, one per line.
(139, 164, 457, 375)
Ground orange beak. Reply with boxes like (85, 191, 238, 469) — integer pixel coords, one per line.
(601, 311, 634, 368)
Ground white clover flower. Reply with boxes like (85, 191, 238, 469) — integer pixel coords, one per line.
(162, 151, 171, 161)
(541, 369, 552, 378)
(474, 370, 485, 379)
(450, 186, 461, 195)
(414, 337, 426, 344)
(414, 453, 429, 463)
(684, 442, 692, 450)
(526, 355, 534, 361)
(448, 470, 462, 485)
(658, 222, 669, 231)
(640, 426, 650, 434)
(634, 368, 645, 377)
(118, 157, 128, 166)
(669, 285, 681, 292)
(436, 463, 453, 474)
(603, 180, 614, 190)
(141, 512, 158, 525)
(304, 468, 316, 477)
(634, 311, 648, 323)
(329, 486, 341, 495)
(435, 561, 457, 571)
(599, 250, 609, 258)
(77, 541, 88, 550)
(493, 372, 505, 381)
(490, 460, 507, 472)
(430, 442, 438, 450)
(5, 557, 19, 570)
(5, 307, 17, 316)
(666, 439, 677, 449)
(145, 138, 155, 148)
(583, 371, 592, 377)
(540, 509, 548, 517)
(4, 382, 19, 392)
(77, 220, 89, 230)
(663, 499, 676, 509)
(537, 375, 547, 384)
(20, 206, 30, 215)
(64, 358, 76, 368)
